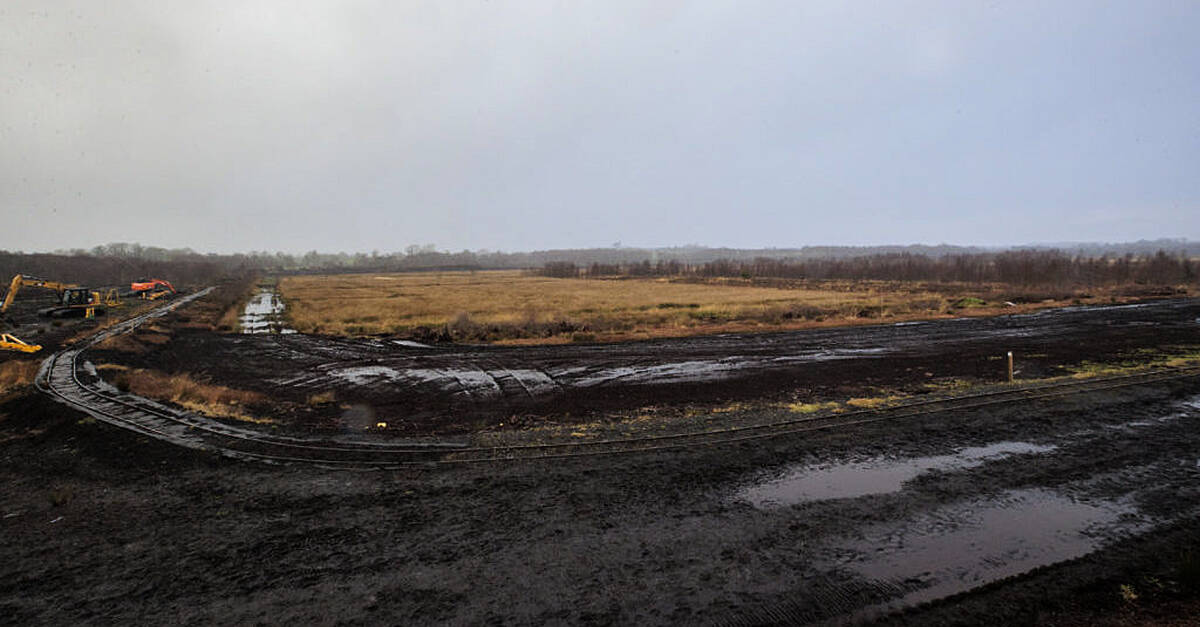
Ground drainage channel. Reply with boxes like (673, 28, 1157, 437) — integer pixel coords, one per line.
(240, 285, 294, 334)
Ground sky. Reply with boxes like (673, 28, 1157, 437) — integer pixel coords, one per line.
(2, 1, 1198, 254)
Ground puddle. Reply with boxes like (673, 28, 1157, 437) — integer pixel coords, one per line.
(240, 288, 295, 334)
(340, 404, 377, 429)
(569, 360, 748, 387)
(330, 365, 407, 385)
(308, 349, 903, 396)
(392, 340, 432, 348)
(739, 441, 1056, 506)
(833, 488, 1145, 608)
(328, 365, 558, 397)
(771, 348, 891, 364)
(1103, 413, 1186, 432)
(567, 350, 889, 387)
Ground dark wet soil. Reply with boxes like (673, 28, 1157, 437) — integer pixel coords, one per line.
(6, 296, 1200, 624)
(91, 298, 1200, 436)
(2, 295, 110, 354)
(3, 374, 1200, 624)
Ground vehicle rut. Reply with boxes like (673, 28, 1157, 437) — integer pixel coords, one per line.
(35, 289, 1200, 467)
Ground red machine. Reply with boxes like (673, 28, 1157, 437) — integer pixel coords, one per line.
(131, 278, 176, 300)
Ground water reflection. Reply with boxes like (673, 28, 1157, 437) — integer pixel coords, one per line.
(740, 441, 1056, 506)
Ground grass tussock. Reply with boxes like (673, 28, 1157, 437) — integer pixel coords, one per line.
(846, 395, 907, 409)
(95, 333, 147, 353)
(217, 294, 249, 332)
(277, 271, 1118, 344)
(306, 390, 336, 406)
(109, 368, 274, 424)
(924, 377, 976, 392)
(786, 401, 841, 414)
(94, 330, 170, 353)
(48, 486, 75, 507)
(0, 359, 40, 394)
(1067, 347, 1200, 379)
(195, 278, 262, 332)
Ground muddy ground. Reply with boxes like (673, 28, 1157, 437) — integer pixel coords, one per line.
(1, 292, 114, 353)
(93, 297, 1200, 436)
(3, 378, 1200, 624)
(3, 294, 1200, 624)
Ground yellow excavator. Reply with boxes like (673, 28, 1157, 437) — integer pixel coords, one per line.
(0, 274, 122, 354)
(0, 333, 41, 353)
(1, 274, 75, 314)
(0, 275, 68, 353)
(1, 274, 111, 319)
(102, 287, 122, 308)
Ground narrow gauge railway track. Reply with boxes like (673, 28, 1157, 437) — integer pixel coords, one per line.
(36, 288, 468, 465)
(36, 288, 1200, 468)
(444, 365, 1200, 464)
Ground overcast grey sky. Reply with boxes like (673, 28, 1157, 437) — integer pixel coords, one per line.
(2, 1, 1198, 254)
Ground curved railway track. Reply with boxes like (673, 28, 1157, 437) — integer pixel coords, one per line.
(36, 288, 1200, 468)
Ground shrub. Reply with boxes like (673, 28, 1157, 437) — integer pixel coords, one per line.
(111, 369, 271, 423)
(952, 297, 987, 308)
(0, 360, 39, 394)
(905, 298, 943, 312)
(782, 304, 827, 320)
(1177, 551, 1200, 592)
(48, 486, 74, 507)
(856, 306, 884, 318)
(446, 311, 479, 340)
(307, 390, 337, 406)
(689, 310, 724, 322)
(540, 262, 579, 278)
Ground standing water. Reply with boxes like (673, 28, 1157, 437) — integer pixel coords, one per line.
(239, 288, 295, 334)
(738, 441, 1057, 506)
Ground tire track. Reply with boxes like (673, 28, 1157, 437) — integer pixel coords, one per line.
(36, 292, 1200, 467)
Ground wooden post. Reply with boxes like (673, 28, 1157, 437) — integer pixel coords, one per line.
(1007, 351, 1014, 383)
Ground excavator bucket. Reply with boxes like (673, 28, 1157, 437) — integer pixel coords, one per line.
(0, 333, 41, 353)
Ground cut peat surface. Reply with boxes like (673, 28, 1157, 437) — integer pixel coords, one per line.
(108, 298, 1200, 435)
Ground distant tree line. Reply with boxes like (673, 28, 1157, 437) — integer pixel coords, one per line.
(0, 251, 232, 289)
(543, 250, 1199, 287)
(2, 240, 1198, 290)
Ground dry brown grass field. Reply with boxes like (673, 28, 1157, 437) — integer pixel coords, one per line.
(98, 364, 273, 424)
(275, 270, 1168, 344)
(0, 359, 40, 395)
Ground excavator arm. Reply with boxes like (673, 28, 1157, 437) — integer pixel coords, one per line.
(0, 333, 41, 353)
(2, 275, 77, 314)
(131, 278, 175, 293)
(131, 278, 176, 300)
(0, 275, 69, 352)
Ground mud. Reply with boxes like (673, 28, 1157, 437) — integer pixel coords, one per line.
(1, 292, 115, 356)
(4, 296, 1200, 624)
(239, 287, 294, 335)
(737, 441, 1057, 505)
(3, 375, 1200, 624)
(97, 298, 1200, 435)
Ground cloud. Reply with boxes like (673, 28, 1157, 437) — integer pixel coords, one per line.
(1, 1, 1197, 253)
